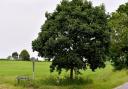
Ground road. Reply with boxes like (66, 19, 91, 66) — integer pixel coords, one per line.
(114, 83, 128, 89)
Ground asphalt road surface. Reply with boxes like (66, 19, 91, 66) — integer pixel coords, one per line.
(114, 83, 128, 89)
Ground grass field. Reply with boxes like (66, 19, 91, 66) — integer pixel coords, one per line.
(0, 60, 128, 89)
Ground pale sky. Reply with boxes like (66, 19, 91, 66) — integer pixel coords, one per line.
(0, 0, 128, 58)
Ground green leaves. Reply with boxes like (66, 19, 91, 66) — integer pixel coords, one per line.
(32, 0, 110, 78)
(12, 52, 18, 59)
(117, 3, 128, 15)
(109, 2, 128, 70)
(19, 49, 30, 61)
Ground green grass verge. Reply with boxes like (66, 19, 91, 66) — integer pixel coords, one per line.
(0, 60, 128, 89)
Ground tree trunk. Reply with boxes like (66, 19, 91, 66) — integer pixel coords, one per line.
(70, 68, 73, 79)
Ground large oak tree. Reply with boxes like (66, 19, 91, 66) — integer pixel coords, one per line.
(32, 0, 110, 79)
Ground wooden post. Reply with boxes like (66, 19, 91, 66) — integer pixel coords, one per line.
(32, 61, 35, 80)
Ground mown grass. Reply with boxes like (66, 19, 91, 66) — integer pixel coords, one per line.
(0, 60, 128, 89)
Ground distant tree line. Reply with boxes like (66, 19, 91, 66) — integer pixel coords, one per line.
(7, 49, 34, 61)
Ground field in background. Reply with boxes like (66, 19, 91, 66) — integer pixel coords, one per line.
(0, 60, 128, 89)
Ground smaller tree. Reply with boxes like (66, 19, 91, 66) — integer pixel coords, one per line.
(12, 52, 18, 59)
(7, 56, 12, 60)
(19, 49, 30, 61)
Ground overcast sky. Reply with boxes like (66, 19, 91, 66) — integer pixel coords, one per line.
(0, 0, 128, 58)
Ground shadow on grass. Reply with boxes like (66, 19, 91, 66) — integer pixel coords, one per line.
(36, 76, 93, 86)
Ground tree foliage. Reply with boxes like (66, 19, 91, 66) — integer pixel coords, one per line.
(7, 56, 12, 60)
(117, 2, 128, 15)
(32, 0, 110, 79)
(109, 3, 128, 70)
(12, 52, 18, 59)
(19, 49, 30, 61)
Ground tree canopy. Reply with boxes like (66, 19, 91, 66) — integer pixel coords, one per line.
(109, 3, 128, 70)
(117, 2, 128, 15)
(19, 49, 30, 61)
(32, 0, 110, 79)
(12, 52, 18, 59)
